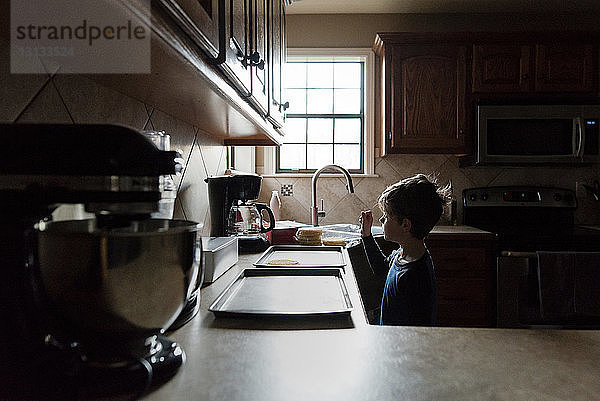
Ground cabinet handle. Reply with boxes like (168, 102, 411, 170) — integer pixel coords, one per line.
(274, 100, 290, 111)
(247, 51, 265, 70)
(236, 50, 265, 70)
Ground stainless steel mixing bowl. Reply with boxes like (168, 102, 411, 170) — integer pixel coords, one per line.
(37, 219, 202, 342)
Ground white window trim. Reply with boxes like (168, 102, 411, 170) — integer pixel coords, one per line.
(261, 48, 376, 177)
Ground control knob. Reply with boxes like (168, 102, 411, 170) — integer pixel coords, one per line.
(468, 193, 477, 201)
(553, 193, 562, 202)
(481, 192, 488, 201)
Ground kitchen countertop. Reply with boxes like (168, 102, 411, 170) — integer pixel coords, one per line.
(143, 246, 600, 401)
(431, 224, 493, 235)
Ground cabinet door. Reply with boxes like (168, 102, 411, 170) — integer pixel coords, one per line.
(160, 0, 223, 60)
(223, 0, 252, 96)
(535, 43, 596, 93)
(386, 44, 468, 154)
(472, 45, 532, 93)
(248, 0, 269, 116)
(426, 240, 494, 327)
(437, 278, 490, 327)
(267, 0, 285, 128)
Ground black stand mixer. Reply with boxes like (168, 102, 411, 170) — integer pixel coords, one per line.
(0, 124, 202, 399)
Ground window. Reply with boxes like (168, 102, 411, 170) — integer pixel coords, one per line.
(266, 48, 374, 176)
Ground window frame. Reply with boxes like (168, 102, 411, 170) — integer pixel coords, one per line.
(261, 48, 375, 177)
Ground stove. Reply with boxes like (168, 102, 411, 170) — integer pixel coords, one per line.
(463, 186, 600, 252)
(463, 186, 600, 329)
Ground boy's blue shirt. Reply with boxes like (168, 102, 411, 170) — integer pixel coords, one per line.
(362, 235, 437, 326)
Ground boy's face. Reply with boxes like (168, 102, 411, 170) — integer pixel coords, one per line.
(379, 210, 409, 244)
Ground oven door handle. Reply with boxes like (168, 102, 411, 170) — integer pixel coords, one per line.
(500, 251, 538, 257)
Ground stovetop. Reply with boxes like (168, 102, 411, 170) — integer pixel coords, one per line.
(463, 186, 600, 252)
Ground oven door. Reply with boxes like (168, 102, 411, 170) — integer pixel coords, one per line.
(496, 252, 547, 328)
(497, 251, 600, 329)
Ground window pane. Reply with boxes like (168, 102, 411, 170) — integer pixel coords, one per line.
(334, 145, 361, 169)
(279, 57, 365, 174)
(307, 89, 333, 114)
(286, 89, 306, 114)
(286, 63, 306, 88)
(307, 144, 333, 169)
(307, 118, 333, 143)
(283, 118, 306, 143)
(334, 89, 361, 114)
(307, 63, 333, 88)
(280, 144, 306, 169)
(334, 63, 361, 88)
(334, 118, 361, 143)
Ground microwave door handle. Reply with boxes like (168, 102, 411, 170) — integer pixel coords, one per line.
(575, 117, 585, 158)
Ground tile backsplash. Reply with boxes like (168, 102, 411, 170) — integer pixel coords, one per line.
(3, 59, 600, 231)
(0, 69, 225, 234)
(258, 153, 600, 227)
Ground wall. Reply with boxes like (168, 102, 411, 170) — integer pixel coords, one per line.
(256, 12, 600, 226)
(286, 13, 600, 48)
(0, 37, 225, 233)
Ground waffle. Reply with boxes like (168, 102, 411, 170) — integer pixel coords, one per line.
(322, 238, 346, 246)
(267, 259, 299, 265)
(295, 227, 323, 245)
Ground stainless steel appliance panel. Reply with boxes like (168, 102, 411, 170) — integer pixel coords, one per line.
(209, 268, 353, 317)
(254, 245, 347, 270)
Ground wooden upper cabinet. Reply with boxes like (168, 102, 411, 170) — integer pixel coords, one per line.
(535, 43, 595, 93)
(158, 0, 287, 138)
(159, 0, 224, 60)
(472, 38, 597, 95)
(267, 0, 285, 128)
(472, 45, 532, 93)
(375, 32, 599, 156)
(376, 36, 469, 154)
(224, 0, 252, 96)
(248, 0, 269, 116)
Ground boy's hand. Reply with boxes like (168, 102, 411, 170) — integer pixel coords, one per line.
(359, 210, 373, 237)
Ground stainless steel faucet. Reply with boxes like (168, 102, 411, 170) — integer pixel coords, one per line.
(311, 164, 354, 226)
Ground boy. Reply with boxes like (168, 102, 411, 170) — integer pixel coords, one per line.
(359, 174, 448, 326)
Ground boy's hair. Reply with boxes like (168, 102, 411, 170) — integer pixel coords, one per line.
(377, 174, 450, 240)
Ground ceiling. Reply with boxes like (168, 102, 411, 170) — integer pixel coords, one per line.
(285, 0, 600, 14)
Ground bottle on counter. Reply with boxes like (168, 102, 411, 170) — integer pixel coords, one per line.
(270, 190, 281, 221)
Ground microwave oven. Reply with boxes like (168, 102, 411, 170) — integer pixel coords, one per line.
(476, 105, 600, 165)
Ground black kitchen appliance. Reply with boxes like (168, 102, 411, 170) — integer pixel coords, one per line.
(206, 174, 275, 253)
(0, 124, 201, 399)
(463, 186, 600, 329)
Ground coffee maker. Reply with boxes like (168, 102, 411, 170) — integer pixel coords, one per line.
(206, 174, 275, 253)
(0, 124, 202, 399)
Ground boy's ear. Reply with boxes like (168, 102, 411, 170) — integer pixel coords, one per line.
(402, 218, 411, 231)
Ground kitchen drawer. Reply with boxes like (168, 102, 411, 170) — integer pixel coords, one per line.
(437, 278, 489, 301)
(437, 278, 492, 326)
(431, 247, 488, 278)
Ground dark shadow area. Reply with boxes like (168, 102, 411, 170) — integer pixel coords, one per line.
(347, 237, 394, 325)
(203, 312, 355, 330)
